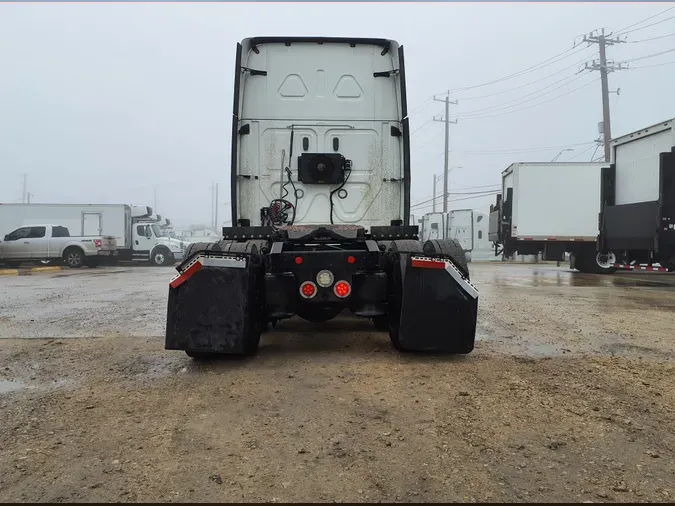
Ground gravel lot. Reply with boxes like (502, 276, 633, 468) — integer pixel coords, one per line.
(1, 263, 674, 502)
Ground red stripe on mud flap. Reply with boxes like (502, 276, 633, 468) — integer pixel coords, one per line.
(169, 260, 203, 289)
(411, 258, 447, 270)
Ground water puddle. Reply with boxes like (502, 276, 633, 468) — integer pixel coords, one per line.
(0, 379, 31, 395)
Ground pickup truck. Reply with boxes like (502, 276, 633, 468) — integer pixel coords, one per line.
(0, 224, 117, 268)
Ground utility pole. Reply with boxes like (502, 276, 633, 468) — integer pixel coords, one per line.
(432, 174, 437, 212)
(433, 93, 458, 212)
(214, 183, 219, 232)
(153, 187, 157, 213)
(22, 174, 27, 203)
(27, 192, 33, 204)
(581, 28, 626, 162)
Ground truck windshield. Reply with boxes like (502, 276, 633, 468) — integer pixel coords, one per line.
(151, 225, 167, 238)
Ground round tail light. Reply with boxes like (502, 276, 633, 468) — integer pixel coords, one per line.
(333, 280, 351, 298)
(299, 281, 317, 299)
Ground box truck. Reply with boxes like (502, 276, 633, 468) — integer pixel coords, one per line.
(488, 162, 610, 272)
(164, 36, 479, 358)
(0, 203, 185, 266)
(599, 118, 675, 272)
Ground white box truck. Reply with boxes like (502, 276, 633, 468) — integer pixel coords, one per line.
(488, 162, 610, 272)
(0, 203, 185, 266)
(599, 118, 675, 271)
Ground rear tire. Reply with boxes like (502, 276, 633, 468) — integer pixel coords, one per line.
(423, 238, 470, 279)
(63, 247, 84, 269)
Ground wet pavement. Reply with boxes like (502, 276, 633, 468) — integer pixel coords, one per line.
(2, 262, 675, 502)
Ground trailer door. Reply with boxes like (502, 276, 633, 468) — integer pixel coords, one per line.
(82, 213, 102, 236)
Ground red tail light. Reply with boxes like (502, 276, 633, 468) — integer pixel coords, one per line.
(93, 239, 102, 249)
(334, 280, 351, 298)
(299, 281, 317, 299)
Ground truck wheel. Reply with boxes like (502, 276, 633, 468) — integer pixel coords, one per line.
(151, 247, 173, 267)
(63, 247, 85, 269)
(423, 239, 470, 279)
(384, 252, 407, 352)
(577, 249, 616, 274)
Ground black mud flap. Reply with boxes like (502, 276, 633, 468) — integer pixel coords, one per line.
(393, 254, 478, 353)
(164, 253, 264, 355)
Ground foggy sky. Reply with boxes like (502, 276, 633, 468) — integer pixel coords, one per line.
(1, 3, 674, 228)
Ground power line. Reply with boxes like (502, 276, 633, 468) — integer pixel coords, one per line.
(456, 141, 595, 155)
(411, 188, 501, 209)
(456, 51, 596, 101)
(412, 191, 501, 212)
(619, 46, 675, 63)
(629, 32, 675, 43)
(625, 59, 675, 69)
(440, 44, 589, 95)
(457, 77, 599, 120)
(613, 5, 675, 35)
(458, 73, 585, 117)
(615, 12, 675, 36)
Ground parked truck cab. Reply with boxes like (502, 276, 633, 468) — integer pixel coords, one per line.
(165, 37, 479, 358)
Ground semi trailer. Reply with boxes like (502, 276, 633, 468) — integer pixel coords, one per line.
(165, 36, 479, 358)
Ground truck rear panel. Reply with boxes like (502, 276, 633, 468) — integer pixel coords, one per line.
(507, 162, 606, 241)
(231, 37, 409, 230)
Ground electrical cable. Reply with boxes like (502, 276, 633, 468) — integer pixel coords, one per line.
(457, 77, 599, 120)
(458, 73, 585, 117)
(329, 165, 352, 225)
(612, 6, 675, 35)
(619, 46, 675, 63)
(440, 44, 590, 94)
(614, 11, 675, 36)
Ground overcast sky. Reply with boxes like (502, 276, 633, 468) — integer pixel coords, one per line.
(1, 2, 674, 228)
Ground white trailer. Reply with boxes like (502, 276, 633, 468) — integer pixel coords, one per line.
(0, 203, 185, 266)
(488, 162, 610, 271)
(599, 118, 675, 271)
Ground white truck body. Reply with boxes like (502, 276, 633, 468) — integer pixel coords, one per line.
(610, 118, 675, 205)
(502, 162, 608, 241)
(233, 37, 407, 229)
(420, 212, 446, 242)
(447, 209, 474, 252)
(0, 203, 183, 264)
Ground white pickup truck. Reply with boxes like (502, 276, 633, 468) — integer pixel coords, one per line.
(0, 224, 117, 268)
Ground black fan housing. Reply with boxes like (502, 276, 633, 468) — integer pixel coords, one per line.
(298, 153, 348, 185)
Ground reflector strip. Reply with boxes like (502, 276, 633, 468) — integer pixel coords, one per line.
(411, 258, 446, 270)
(170, 260, 203, 289)
(613, 263, 670, 272)
(169, 254, 247, 289)
(411, 256, 479, 300)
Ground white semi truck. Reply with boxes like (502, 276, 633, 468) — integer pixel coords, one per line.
(165, 36, 479, 359)
(0, 203, 185, 266)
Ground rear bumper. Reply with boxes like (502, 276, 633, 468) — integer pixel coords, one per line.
(265, 271, 387, 319)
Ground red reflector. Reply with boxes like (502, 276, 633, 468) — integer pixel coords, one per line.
(299, 281, 317, 298)
(93, 239, 102, 248)
(295, 256, 303, 265)
(411, 259, 446, 270)
(334, 280, 351, 298)
(347, 255, 356, 264)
